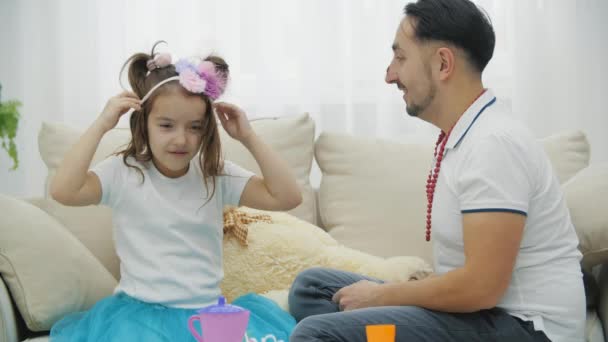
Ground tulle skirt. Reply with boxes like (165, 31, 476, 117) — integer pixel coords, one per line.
(50, 293, 197, 341)
(50, 292, 295, 342)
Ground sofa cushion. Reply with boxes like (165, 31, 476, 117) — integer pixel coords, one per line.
(315, 133, 435, 262)
(314, 130, 591, 263)
(38, 123, 131, 196)
(219, 114, 316, 223)
(563, 163, 608, 271)
(0, 194, 116, 332)
(542, 130, 590, 184)
(38, 113, 317, 224)
(25, 198, 119, 280)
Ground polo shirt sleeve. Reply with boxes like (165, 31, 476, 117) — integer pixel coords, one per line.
(455, 134, 531, 216)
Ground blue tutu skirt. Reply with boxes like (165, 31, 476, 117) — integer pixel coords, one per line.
(50, 293, 197, 341)
(50, 292, 295, 342)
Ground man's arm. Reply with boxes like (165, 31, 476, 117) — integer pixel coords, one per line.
(381, 212, 525, 312)
(334, 211, 525, 312)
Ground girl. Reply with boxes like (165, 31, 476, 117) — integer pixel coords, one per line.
(49, 42, 302, 341)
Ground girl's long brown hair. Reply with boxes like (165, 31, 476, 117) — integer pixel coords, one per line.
(116, 41, 229, 200)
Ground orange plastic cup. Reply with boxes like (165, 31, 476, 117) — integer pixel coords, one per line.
(365, 324, 396, 342)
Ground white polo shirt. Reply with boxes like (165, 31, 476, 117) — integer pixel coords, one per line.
(431, 89, 585, 342)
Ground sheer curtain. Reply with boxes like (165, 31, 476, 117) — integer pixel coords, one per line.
(1, 0, 606, 197)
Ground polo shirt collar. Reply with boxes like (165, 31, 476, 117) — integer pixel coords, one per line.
(445, 89, 497, 150)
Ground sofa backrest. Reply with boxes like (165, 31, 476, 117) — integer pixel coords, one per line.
(36, 117, 591, 269)
(38, 114, 317, 224)
(313, 130, 591, 263)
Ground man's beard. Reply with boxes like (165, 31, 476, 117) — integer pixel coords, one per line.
(406, 82, 436, 117)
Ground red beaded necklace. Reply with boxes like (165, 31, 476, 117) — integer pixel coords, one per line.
(425, 89, 486, 241)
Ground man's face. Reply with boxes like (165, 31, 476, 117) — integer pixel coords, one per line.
(385, 17, 437, 118)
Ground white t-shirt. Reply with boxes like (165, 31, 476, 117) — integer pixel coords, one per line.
(92, 155, 254, 308)
(432, 89, 585, 342)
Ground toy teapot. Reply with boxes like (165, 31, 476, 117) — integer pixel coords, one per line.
(188, 296, 250, 342)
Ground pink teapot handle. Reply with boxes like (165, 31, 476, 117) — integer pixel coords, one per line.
(188, 315, 205, 342)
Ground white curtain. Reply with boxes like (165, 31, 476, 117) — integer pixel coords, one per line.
(1, 0, 606, 198)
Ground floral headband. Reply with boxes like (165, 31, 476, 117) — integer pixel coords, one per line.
(140, 53, 228, 103)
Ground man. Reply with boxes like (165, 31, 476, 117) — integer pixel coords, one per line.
(288, 0, 585, 341)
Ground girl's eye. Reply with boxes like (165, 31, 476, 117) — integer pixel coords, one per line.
(160, 124, 172, 128)
(192, 126, 202, 131)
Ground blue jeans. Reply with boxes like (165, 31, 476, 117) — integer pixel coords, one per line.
(288, 268, 551, 342)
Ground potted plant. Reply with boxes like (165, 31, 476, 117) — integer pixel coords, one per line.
(0, 83, 21, 170)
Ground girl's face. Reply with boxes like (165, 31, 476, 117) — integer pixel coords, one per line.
(147, 90, 207, 178)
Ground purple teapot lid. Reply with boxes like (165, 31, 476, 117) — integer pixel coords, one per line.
(196, 296, 247, 314)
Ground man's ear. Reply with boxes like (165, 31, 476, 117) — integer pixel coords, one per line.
(436, 47, 455, 81)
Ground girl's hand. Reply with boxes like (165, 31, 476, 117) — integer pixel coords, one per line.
(97, 91, 141, 132)
(214, 102, 254, 142)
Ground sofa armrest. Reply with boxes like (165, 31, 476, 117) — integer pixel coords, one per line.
(597, 263, 608, 340)
(313, 188, 325, 230)
(0, 275, 18, 342)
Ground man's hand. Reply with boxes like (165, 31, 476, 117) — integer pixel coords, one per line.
(332, 280, 384, 311)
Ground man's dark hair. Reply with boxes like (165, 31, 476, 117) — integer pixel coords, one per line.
(404, 0, 495, 73)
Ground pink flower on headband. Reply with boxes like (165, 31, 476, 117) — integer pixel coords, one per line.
(179, 69, 207, 93)
(174, 58, 226, 100)
(198, 61, 216, 75)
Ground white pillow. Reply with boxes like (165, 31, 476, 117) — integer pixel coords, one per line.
(38, 123, 131, 197)
(315, 133, 435, 263)
(26, 198, 119, 280)
(0, 194, 117, 331)
(563, 163, 608, 271)
(219, 114, 316, 223)
(38, 113, 317, 224)
(541, 130, 590, 184)
(314, 130, 591, 263)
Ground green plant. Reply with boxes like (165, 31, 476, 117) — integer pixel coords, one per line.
(0, 83, 21, 170)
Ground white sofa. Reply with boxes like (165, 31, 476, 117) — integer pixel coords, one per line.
(1, 113, 607, 341)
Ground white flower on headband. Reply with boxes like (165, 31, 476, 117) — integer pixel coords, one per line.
(146, 53, 172, 71)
